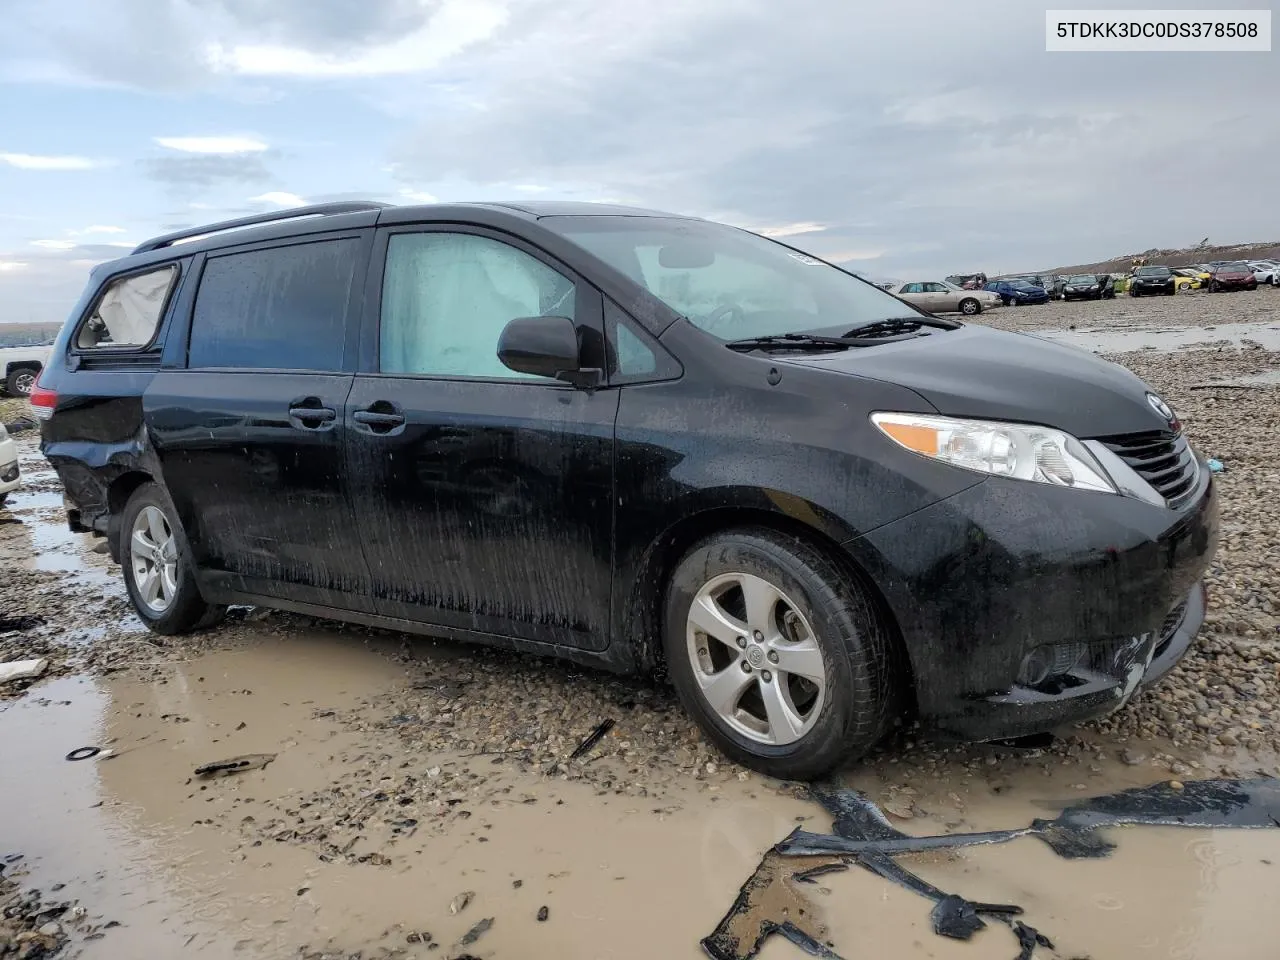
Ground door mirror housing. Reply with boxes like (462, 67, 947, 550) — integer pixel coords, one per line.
(497, 316, 601, 388)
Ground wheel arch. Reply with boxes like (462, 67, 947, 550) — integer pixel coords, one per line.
(105, 470, 157, 561)
(622, 506, 917, 716)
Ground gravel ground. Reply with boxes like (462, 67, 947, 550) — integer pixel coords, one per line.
(2, 291, 1279, 808)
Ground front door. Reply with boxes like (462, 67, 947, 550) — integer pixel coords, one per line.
(147, 233, 377, 611)
(345, 226, 618, 649)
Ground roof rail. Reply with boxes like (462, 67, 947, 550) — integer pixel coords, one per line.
(131, 201, 393, 255)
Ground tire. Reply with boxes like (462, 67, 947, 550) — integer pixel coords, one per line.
(958, 298, 980, 316)
(1209, 281, 1219, 293)
(119, 483, 226, 635)
(5, 367, 37, 397)
(663, 529, 896, 780)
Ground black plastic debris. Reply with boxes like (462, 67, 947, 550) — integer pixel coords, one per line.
(705, 778, 1280, 960)
(568, 718, 615, 760)
(537, 906, 549, 922)
(193, 753, 277, 778)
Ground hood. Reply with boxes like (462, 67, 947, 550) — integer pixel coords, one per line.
(1066, 281, 1098, 288)
(779, 324, 1175, 438)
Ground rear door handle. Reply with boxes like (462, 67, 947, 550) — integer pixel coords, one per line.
(353, 411, 405, 427)
(288, 401, 337, 429)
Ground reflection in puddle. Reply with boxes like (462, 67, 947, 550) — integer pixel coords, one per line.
(1036, 320, 1280, 354)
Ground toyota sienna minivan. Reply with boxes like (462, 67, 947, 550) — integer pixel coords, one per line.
(34, 201, 1218, 779)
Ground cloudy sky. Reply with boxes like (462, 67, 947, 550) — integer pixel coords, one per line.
(1, 0, 1276, 324)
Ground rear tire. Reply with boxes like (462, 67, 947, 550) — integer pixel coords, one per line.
(663, 529, 896, 781)
(119, 483, 226, 635)
(5, 367, 37, 397)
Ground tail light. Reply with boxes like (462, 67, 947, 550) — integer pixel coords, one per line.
(29, 384, 57, 421)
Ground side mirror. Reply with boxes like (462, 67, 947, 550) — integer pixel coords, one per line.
(497, 316, 600, 388)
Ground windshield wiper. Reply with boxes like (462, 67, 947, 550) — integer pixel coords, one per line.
(725, 333, 865, 352)
(725, 329, 929, 352)
(843, 316, 960, 337)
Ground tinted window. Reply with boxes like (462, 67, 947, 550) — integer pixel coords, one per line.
(78, 265, 178, 349)
(380, 232, 577, 379)
(188, 239, 358, 370)
(901, 283, 923, 294)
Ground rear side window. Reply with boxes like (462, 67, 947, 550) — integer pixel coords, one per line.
(78, 265, 178, 349)
(188, 239, 359, 371)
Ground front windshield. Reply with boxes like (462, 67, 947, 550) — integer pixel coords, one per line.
(1010, 281, 1038, 291)
(1135, 266, 1171, 277)
(548, 216, 925, 340)
(1218, 262, 1251, 271)
(1067, 275, 1097, 284)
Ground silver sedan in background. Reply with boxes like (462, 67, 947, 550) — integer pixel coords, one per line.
(887, 280, 1003, 315)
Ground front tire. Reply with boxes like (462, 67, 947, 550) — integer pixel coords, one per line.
(120, 483, 225, 635)
(663, 529, 896, 780)
(959, 298, 981, 316)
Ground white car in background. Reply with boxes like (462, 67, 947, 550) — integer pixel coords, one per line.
(1248, 261, 1279, 286)
(887, 280, 1002, 315)
(0, 422, 19, 506)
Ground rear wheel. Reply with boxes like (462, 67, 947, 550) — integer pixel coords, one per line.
(120, 484, 225, 635)
(663, 529, 896, 780)
(4, 367, 36, 397)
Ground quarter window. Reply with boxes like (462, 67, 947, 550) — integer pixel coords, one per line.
(380, 232, 577, 379)
(188, 239, 359, 371)
(78, 265, 178, 349)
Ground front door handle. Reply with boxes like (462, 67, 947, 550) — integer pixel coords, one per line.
(353, 402, 406, 435)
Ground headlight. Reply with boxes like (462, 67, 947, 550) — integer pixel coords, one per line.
(870, 412, 1117, 493)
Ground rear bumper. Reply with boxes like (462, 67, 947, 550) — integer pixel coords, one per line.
(846, 464, 1218, 741)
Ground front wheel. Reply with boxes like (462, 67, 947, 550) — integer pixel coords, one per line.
(958, 298, 981, 316)
(120, 483, 226, 635)
(663, 529, 896, 780)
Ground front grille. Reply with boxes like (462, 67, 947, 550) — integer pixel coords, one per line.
(1098, 430, 1199, 507)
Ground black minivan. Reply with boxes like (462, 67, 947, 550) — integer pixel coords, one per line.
(34, 201, 1218, 779)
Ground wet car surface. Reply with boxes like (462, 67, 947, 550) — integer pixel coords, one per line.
(4, 289, 1280, 958)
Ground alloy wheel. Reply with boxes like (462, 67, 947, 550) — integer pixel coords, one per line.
(130, 505, 179, 613)
(12, 371, 35, 396)
(685, 572, 827, 746)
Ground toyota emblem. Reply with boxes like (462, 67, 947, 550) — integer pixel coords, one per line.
(1147, 392, 1175, 422)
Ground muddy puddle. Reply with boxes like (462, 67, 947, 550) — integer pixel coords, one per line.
(4, 631, 1280, 958)
(1036, 319, 1280, 354)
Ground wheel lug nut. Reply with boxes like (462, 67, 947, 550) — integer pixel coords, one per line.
(768, 651, 779, 664)
(741, 661, 753, 673)
(753, 630, 764, 642)
(761, 670, 772, 683)
(736, 636, 747, 649)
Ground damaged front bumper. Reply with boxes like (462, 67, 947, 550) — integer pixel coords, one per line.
(848, 465, 1219, 743)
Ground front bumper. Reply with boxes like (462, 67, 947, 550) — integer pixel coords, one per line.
(846, 464, 1218, 741)
(0, 441, 19, 495)
(1131, 282, 1174, 295)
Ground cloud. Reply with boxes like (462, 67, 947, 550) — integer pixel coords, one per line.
(204, 0, 506, 77)
(0, 152, 99, 170)
(249, 191, 307, 207)
(70, 225, 126, 236)
(398, 188, 439, 203)
(753, 222, 827, 239)
(141, 153, 272, 188)
(31, 239, 78, 250)
(154, 135, 269, 154)
(0, 261, 29, 273)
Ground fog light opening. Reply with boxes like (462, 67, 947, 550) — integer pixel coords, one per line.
(1018, 642, 1088, 687)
